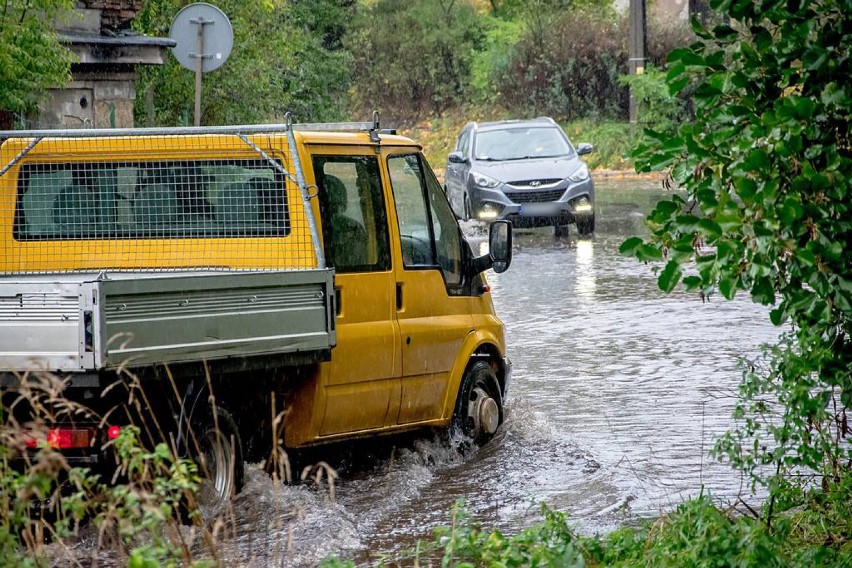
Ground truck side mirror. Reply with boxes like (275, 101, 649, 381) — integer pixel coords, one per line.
(489, 220, 512, 273)
(469, 220, 512, 275)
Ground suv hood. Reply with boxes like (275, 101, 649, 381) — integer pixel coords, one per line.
(473, 156, 581, 183)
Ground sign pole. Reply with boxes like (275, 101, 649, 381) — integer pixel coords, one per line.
(190, 17, 211, 126)
(628, 0, 646, 125)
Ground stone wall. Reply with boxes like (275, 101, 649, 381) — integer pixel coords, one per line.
(76, 0, 143, 32)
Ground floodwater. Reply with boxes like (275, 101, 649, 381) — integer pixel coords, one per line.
(62, 178, 781, 566)
(202, 177, 780, 567)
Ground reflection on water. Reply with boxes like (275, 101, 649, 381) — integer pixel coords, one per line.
(575, 239, 596, 304)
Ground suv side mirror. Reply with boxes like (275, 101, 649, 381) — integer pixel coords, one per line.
(576, 143, 594, 156)
(469, 220, 512, 275)
(447, 151, 468, 164)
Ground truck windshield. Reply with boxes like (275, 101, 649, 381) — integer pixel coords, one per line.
(14, 159, 289, 240)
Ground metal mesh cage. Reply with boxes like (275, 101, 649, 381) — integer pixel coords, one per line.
(0, 126, 322, 274)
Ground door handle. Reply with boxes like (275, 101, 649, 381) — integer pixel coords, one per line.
(396, 282, 403, 311)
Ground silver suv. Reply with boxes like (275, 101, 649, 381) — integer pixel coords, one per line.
(444, 117, 595, 236)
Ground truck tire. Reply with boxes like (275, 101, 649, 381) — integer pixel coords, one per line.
(451, 361, 504, 447)
(192, 405, 244, 518)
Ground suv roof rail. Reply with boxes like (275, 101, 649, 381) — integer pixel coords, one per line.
(473, 117, 557, 130)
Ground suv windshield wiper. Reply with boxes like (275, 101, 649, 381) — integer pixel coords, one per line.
(503, 153, 570, 161)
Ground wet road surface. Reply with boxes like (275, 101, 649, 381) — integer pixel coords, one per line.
(203, 177, 780, 566)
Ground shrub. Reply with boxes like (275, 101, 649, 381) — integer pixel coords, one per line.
(620, 64, 689, 135)
(493, 5, 628, 121)
(486, 6, 694, 122)
(347, 0, 483, 125)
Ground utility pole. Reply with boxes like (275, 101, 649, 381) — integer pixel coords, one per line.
(628, 0, 646, 124)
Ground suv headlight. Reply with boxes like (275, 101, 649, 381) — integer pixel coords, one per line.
(472, 172, 500, 188)
(568, 164, 589, 182)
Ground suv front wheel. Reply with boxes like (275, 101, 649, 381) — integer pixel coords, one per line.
(577, 215, 595, 236)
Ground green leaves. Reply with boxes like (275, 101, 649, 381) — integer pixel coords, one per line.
(658, 260, 683, 293)
(135, 0, 355, 124)
(619, 237, 664, 262)
(0, 0, 74, 113)
(629, 0, 852, 498)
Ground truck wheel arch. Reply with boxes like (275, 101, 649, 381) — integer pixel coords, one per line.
(445, 335, 507, 422)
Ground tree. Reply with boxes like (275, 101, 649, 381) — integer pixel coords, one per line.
(622, 0, 851, 501)
(347, 0, 483, 123)
(134, 0, 353, 126)
(0, 0, 73, 125)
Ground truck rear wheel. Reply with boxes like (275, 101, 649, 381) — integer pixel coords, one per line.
(451, 361, 504, 447)
(192, 405, 244, 519)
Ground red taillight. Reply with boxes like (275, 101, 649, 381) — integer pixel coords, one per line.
(45, 428, 92, 449)
(107, 425, 121, 439)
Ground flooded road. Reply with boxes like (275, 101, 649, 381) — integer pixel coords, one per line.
(197, 178, 784, 566)
(197, 178, 779, 565)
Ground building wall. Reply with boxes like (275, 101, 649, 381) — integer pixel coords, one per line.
(36, 2, 166, 129)
(77, 0, 144, 32)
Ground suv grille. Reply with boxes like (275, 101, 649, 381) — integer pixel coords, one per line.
(507, 178, 561, 187)
(506, 188, 566, 203)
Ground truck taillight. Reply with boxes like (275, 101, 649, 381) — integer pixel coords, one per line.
(27, 428, 94, 449)
(50, 428, 93, 449)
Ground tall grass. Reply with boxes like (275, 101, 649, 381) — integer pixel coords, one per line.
(0, 370, 333, 566)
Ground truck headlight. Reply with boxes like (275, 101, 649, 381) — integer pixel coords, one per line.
(568, 164, 589, 182)
(472, 172, 500, 188)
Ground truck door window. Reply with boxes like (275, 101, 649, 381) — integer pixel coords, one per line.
(387, 153, 464, 293)
(312, 156, 390, 273)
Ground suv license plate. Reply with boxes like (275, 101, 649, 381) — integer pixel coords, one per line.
(518, 202, 561, 217)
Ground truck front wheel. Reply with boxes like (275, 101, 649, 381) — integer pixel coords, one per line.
(451, 361, 504, 447)
(192, 405, 244, 518)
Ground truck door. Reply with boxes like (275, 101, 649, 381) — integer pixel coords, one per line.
(309, 153, 401, 435)
(385, 152, 474, 425)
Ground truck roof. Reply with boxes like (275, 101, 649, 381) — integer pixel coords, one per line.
(295, 130, 420, 148)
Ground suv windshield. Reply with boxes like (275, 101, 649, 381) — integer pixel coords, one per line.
(473, 126, 573, 161)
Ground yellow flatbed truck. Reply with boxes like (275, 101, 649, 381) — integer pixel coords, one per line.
(0, 117, 512, 509)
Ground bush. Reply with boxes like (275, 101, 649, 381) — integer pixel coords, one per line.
(488, 7, 693, 122)
(493, 6, 628, 121)
(347, 0, 483, 125)
(134, 0, 353, 126)
(620, 64, 689, 135)
(624, 0, 851, 497)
